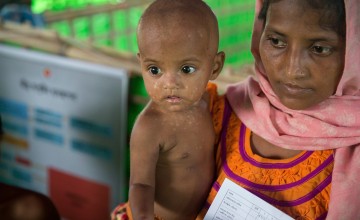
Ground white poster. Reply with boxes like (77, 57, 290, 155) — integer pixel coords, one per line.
(0, 44, 129, 220)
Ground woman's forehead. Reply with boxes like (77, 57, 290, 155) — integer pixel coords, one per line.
(266, 0, 340, 35)
(265, 0, 345, 37)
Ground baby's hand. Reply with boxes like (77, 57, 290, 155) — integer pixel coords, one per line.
(110, 203, 129, 220)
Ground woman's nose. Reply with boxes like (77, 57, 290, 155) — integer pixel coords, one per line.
(285, 46, 307, 78)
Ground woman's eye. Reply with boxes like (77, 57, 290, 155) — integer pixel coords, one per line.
(181, 66, 196, 74)
(311, 45, 332, 55)
(148, 66, 161, 75)
(269, 37, 286, 48)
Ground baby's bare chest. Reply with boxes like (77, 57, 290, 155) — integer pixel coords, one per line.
(158, 110, 215, 164)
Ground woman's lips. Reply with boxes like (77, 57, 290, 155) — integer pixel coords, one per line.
(281, 83, 312, 96)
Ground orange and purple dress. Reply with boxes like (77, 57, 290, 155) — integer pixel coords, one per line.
(197, 84, 334, 220)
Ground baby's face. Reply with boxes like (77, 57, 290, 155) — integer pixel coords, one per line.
(259, 0, 345, 110)
(137, 17, 219, 112)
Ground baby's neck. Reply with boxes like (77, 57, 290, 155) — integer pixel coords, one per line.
(250, 133, 303, 159)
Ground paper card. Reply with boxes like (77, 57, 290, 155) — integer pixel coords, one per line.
(204, 178, 294, 220)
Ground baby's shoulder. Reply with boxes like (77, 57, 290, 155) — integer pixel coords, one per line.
(134, 109, 162, 131)
(130, 111, 164, 149)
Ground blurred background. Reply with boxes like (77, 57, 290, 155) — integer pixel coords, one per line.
(0, 0, 255, 219)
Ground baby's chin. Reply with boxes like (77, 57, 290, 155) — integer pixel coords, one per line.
(156, 100, 202, 113)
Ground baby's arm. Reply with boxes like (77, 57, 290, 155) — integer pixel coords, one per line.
(128, 114, 160, 220)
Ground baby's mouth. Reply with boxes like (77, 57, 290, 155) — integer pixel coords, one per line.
(165, 96, 182, 103)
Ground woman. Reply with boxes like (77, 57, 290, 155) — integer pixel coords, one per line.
(199, 0, 360, 219)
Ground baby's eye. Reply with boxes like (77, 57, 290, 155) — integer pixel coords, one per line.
(181, 66, 196, 74)
(269, 37, 286, 48)
(311, 45, 332, 56)
(148, 66, 161, 75)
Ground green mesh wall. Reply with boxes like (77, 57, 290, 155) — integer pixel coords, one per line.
(32, 0, 255, 67)
(32, 0, 122, 12)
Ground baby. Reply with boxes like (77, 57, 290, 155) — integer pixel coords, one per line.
(128, 0, 225, 219)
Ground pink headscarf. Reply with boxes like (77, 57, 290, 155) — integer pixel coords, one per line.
(226, 0, 360, 219)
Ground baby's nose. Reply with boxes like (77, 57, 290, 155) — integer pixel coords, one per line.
(162, 73, 180, 89)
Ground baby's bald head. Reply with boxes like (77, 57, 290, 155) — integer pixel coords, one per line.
(137, 0, 220, 55)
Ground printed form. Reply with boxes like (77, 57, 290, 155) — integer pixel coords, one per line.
(204, 178, 294, 220)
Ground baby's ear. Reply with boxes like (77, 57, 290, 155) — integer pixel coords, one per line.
(136, 52, 141, 61)
(210, 51, 225, 80)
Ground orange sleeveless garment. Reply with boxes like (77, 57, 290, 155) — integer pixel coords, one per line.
(197, 84, 334, 220)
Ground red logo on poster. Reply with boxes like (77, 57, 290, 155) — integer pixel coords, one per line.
(43, 68, 51, 78)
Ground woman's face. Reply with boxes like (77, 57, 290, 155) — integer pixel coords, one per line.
(259, 0, 345, 110)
